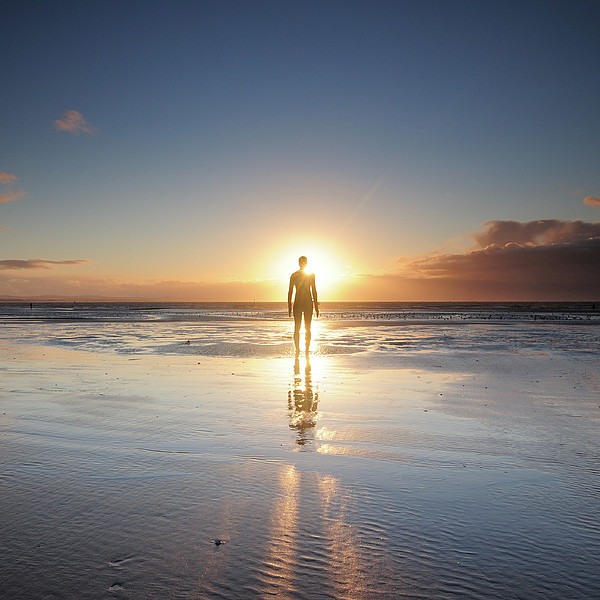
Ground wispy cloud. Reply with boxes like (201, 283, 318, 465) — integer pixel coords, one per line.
(54, 110, 95, 135)
(0, 191, 25, 204)
(583, 196, 600, 207)
(0, 171, 24, 203)
(0, 172, 17, 184)
(0, 259, 89, 271)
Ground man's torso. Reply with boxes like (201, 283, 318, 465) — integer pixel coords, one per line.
(291, 270, 314, 305)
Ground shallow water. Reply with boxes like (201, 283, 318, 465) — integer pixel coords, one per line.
(1, 307, 599, 599)
(1, 302, 599, 359)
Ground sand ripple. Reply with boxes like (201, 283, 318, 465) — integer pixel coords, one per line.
(1, 335, 599, 598)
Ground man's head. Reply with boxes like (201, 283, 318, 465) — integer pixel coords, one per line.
(298, 256, 308, 268)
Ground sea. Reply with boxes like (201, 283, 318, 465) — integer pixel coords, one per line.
(1, 301, 598, 358)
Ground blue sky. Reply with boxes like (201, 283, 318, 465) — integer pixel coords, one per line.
(1, 1, 599, 300)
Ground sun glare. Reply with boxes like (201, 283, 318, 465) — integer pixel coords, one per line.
(275, 244, 347, 298)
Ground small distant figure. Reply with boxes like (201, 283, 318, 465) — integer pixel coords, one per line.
(30, 302, 33, 310)
(288, 256, 319, 356)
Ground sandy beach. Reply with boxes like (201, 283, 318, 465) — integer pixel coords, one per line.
(1, 313, 599, 599)
(4, 0, 599, 595)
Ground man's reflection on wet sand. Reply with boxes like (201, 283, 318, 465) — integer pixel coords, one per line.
(288, 358, 319, 447)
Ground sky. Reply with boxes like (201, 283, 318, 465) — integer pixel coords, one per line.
(1, 0, 599, 301)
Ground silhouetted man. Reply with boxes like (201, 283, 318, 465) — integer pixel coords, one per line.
(288, 256, 319, 356)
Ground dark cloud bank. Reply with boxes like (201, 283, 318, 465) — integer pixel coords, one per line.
(336, 220, 599, 301)
(388, 220, 600, 301)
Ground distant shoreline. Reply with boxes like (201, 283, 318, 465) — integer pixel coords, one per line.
(1, 299, 598, 309)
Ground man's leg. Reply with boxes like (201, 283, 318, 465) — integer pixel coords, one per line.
(293, 309, 302, 356)
(304, 308, 313, 354)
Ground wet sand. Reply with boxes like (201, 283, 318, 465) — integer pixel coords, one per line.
(1, 340, 599, 599)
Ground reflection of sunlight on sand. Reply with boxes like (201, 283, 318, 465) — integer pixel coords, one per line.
(260, 465, 369, 597)
(305, 352, 325, 378)
(316, 475, 363, 597)
(310, 316, 323, 340)
(260, 465, 299, 598)
(316, 443, 344, 456)
(311, 319, 333, 356)
(290, 317, 324, 356)
(316, 426, 336, 441)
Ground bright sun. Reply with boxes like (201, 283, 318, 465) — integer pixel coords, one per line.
(274, 244, 347, 298)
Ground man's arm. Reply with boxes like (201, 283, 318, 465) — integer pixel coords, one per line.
(287, 276, 294, 317)
(311, 274, 319, 318)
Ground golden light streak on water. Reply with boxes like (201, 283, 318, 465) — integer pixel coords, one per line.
(316, 474, 366, 599)
(259, 464, 300, 598)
